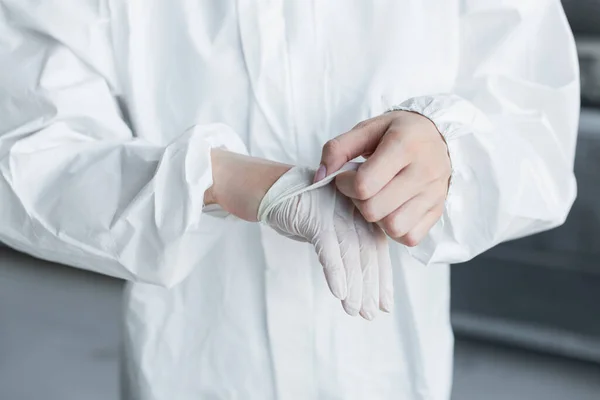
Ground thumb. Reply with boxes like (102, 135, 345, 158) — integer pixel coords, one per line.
(314, 116, 392, 183)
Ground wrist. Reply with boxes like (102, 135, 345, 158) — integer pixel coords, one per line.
(208, 149, 292, 221)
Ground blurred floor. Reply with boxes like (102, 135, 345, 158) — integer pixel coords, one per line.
(453, 339, 600, 400)
(0, 247, 121, 400)
(1, 247, 600, 400)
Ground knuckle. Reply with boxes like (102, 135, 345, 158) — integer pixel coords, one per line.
(385, 127, 403, 140)
(353, 120, 370, 130)
(323, 138, 342, 157)
(384, 217, 406, 239)
(359, 201, 378, 223)
(402, 232, 421, 247)
(353, 115, 389, 132)
(353, 116, 381, 131)
(353, 172, 372, 200)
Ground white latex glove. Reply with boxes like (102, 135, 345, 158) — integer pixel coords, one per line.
(258, 163, 393, 320)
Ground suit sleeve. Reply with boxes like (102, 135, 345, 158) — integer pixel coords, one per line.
(0, 2, 247, 287)
(390, 0, 580, 264)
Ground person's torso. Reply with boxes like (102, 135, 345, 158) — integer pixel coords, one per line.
(77, 1, 461, 399)
(70, 0, 460, 163)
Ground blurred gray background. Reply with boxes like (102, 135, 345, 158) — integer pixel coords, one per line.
(2, 2, 600, 399)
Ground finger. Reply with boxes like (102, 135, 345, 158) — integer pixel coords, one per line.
(354, 137, 411, 200)
(374, 226, 394, 313)
(333, 197, 363, 316)
(313, 231, 347, 300)
(334, 170, 359, 198)
(316, 116, 393, 182)
(351, 164, 424, 223)
(399, 206, 444, 247)
(352, 131, 412, 199)
(382, 187, 443, 242)
(353, 123, 452, 200)
(354, 217, 379, 321)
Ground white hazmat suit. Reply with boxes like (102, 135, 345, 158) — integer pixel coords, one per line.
(0, 1, 579, 399)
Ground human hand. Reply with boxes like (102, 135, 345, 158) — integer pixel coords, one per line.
(258, 165, 393, 320)
(315, 111, 451, 246)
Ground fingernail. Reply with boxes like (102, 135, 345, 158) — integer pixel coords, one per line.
(333, 285, 347, 300)
(343, 302, 360, 317)
(313, 164, 326, 183)
(329, 273, 347, 300)
(380, 299, 394, 313)
(359, 310, 375, 321)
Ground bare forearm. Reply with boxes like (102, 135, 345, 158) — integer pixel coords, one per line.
(205, 149, 292, 221)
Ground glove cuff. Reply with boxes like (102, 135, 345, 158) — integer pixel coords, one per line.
(257, 163, 359, 222)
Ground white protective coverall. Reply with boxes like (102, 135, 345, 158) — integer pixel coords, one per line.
(0, 1, 579, 399)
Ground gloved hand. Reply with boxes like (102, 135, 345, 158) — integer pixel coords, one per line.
(258, 163, 393, 320)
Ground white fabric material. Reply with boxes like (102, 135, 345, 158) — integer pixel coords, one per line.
(0, 1, 579, 399)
